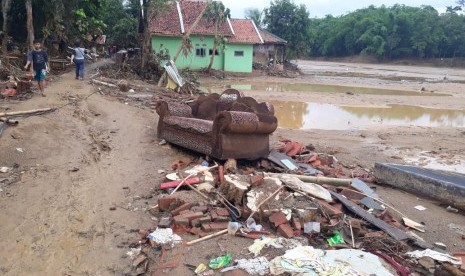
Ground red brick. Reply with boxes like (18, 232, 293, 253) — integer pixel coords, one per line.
(340, 188, 365, 201)
(293, 229, 302, 236)
(210, 210, 219, 221)
(173, 216, 189, 226)
(277, 223, 294, 238)
(215, 208, 230, 217)
(199, 216, 212, 224)
(189, 227, 201, 235)
(171, 203, 194, 216)
(191, 205, 209, 213)
(182, 212, 204, 222)
(201, 222, 229, 232)
(214, 216, 230, 223)
(292, 217, 302, 231)
(158, 196, 179, 212)
(179, 209, 192, 215)
(269, 212, 288, 228)
(317, 200, 343, 217)
(250, 173, 264, 187)
(364, 231, 386, 238)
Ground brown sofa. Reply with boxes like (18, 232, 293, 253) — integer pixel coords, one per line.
(155, 89, 278, 160)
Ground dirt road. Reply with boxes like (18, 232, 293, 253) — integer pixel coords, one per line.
(0, 64, 174, 275)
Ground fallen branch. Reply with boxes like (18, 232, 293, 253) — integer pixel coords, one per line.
(186, 229, 228, 246)
(90, 79, 117, 88)
(266, 173, 351, 187)
(0, 107, 55, 117)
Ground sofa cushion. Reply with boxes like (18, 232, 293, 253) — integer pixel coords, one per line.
(163, 116, 213, 134)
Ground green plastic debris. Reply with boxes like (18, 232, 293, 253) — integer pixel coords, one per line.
(327, 232, 345, 246)
(208, 253, 232, 269)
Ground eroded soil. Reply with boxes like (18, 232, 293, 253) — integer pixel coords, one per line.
(0, 60, 464, 276)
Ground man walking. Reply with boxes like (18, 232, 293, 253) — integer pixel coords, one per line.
(24, 39, 49, 97)
(70, 41, 86, 80)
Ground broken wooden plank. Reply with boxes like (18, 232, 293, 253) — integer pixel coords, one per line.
(267, 173, 351, 187)
(329, 191, 410, 241)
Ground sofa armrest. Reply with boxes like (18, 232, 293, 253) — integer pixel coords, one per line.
(156, 101, 193, 118)
(214, 111, 277, 134)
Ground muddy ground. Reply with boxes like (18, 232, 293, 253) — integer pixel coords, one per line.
(0, 60, 464, 276)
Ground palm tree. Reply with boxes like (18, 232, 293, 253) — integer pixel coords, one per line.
(204, 1, 230, 72)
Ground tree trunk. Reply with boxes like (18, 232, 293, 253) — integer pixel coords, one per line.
(25, 0, 34, 50)
(140, 0, 150, 69)
(157, 0, 211, 86)
(1, 0, 11, 55)
(206, 23, 218, 72)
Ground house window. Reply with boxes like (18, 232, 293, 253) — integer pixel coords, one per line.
(195, 48, 206, 57)
(209, 49, 219, 56)
(234, 51, 244, 57)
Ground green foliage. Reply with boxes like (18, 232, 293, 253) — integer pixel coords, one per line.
(245, 8, 263, 28)
(263, 0, 311, 58)
(308, 4, 465, 59)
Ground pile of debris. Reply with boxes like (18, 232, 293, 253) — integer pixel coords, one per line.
(0, 64, 34, 100)
(123, 139, 464, 275)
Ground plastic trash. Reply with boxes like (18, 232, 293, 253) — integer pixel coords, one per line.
(227, 222, 240, 235)
(303, 222, 320, 234)
(246, 218, 263, 231)
(194, 263, 207, 274)
(327, 232, 345, 246)
(209, 253, 232, 269)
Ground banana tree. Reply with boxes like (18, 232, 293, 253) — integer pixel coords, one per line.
(204, 1, 230, 72)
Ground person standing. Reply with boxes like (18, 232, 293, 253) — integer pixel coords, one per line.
(24, 39, 49, 97)
(70, 41, 86, 80)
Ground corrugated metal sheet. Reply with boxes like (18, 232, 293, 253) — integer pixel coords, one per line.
(164, 60, 185, 88)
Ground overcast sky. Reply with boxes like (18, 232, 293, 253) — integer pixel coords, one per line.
(221, 0, 458, 18)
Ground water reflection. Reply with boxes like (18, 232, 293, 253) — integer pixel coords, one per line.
(270, 101, 465, 130)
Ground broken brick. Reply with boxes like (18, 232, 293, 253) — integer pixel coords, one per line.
(199, 216, 212, 224)
(171, 203, 194, 216)
(292, 217, 302, 231)
(201, 222, 229, 232)
(173, 216, 189, 226)
(189, 227, 201, 235)
(158, 196, 181, 212)
(250, 173, 264, 187)
(179, 211, 204, 222)
(191, 205, 209, 213)
(214, 216, 230, 223)
(340, 188, 365, 201)
(317, 200, 343, 217)
(269, 212, 288, 228)
(364, 231, 386, 238)
(215, 208, 230, 217)
(277, 223, 294, 238)
(191, 218, 201, 227)
(179, 209, 192, 215)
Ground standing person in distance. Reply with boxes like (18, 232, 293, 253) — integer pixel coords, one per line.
(24, 39, 49, 97)
(71, 41, 86, 80)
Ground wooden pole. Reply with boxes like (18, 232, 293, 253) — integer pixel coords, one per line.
(186, 229, 228, 245)
(0, 107, 55, 117)
(266, 173, 351, 187)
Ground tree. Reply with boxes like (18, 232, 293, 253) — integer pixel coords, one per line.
(1, 0, 11, 54)
(25, 0, 33, 49)
(245, 8, 262, 28)
(204, 1, 230, 72)
(263, 0, 311, 58)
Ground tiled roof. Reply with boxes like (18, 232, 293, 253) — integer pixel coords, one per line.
(259, 29, 287, 45)
(149, 0, 234, 37)
(228, 19, 263, 44)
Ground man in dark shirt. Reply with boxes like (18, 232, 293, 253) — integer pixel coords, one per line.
(24, 39, 49, 97)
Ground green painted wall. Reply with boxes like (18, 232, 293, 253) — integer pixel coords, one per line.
(224, 44, 254, 73)
(152, 35, 224, 70)
(152, 35, 254, 73)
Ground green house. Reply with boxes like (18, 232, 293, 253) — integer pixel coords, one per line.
(149, 0, 263, 73)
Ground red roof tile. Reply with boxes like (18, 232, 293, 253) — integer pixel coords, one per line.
(149, 0, 234, 37)
(259, 29, 287, 45)
(228, 19, 263, 44)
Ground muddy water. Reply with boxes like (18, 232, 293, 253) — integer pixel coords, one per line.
(201, 82, 449, 96)
(271, 101, 465, 130)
